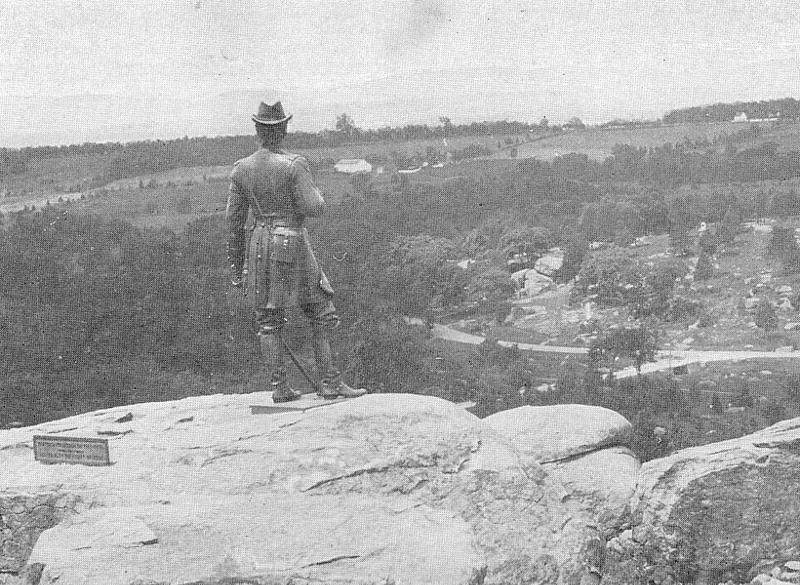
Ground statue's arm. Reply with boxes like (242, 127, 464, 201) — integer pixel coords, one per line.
(226, 162, 249, 280)
(291, 156, 325, 218)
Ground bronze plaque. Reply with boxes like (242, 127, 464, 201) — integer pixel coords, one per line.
(33, 435, 111, 466)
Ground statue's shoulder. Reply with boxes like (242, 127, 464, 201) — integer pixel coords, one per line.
(278, 150, 311, 172)
(273, 149, 304, 164)
(231, 152, 257, 176)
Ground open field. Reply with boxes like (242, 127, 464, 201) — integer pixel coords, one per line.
(0, 133, 526, 203)
(7, 119, 800, 205)
(501, 120, 794, 161)
(0, 152, 108, 196)
(294, 134, 520, 165)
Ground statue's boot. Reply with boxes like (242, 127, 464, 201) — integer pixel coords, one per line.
(260, 332, 301, 403)
(270, 367, 302, 403)
(319, 371, 367, 399)
(311, 323, 367, 399)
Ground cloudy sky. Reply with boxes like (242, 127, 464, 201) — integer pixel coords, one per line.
(2, 0, 800, 146)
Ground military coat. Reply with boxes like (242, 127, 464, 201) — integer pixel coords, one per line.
(226, 148, 333, 309)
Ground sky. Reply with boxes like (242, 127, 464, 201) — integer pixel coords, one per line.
(2, 0, 800, 147)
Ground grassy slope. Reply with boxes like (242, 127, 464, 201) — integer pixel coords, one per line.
(6, 119, 800, 200)
(500, 120, 796, 161)
(0, 134, 519, 200)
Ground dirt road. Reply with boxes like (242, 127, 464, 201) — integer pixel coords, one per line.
(431, 324, 800, 378)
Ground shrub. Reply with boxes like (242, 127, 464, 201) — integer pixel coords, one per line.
(784, 373, 800, 404)
(754, 301, 778, 330)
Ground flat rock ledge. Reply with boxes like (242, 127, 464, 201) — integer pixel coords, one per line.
(1, 393, 625, 585)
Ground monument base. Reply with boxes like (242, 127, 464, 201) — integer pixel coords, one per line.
(250, 392, 351, 415)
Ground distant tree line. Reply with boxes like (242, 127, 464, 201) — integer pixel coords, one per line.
(663, 97, 800, 124)
(0, 117, 549, 179)
(536, 141, 800, 187)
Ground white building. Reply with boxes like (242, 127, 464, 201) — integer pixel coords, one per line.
(334, 159, 372, 174)
(733, 112, 749, 123)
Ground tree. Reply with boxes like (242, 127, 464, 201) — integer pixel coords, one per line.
(566, 117, 585, 129)
(754, 301, 778, 330)
(697, 230, 721, 255)
(573, 246, 640, 307)
(554, 230, 588, 283)
(461, 229, 491, 257)
(589, 324, 659, 376)
(499, 226, 551, 259)
(438, 116, 453, 135)
(335, 113, 358, 138)
(710, 392, 723, 413)
(717, 207, 741, 245)
(669, 221, 693, 256)
(374, 235, 466, 318)
(694, 252, 714, 281)
(667, 193, 697, 256)
(573, 247, 688, 318)
(465, 262, 515, 303)
(768, 225, 800, 274)
(768, 226, 798, 259)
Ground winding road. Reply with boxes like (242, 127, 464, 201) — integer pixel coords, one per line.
(431, 324, 800, 379)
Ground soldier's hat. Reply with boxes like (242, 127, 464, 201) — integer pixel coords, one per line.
(252, 101, 292, 125)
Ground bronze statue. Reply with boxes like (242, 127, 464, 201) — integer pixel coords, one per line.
(227, 101, 366, 403)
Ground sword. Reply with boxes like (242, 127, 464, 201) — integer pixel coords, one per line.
(276, 330, 324, 395)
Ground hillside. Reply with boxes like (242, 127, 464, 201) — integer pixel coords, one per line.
(502, 120, 794, 161)
(9, 103, 800, 466)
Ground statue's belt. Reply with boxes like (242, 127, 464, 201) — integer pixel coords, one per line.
(253, 218, 303, 234)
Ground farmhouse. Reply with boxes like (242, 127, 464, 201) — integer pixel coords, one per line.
(334, 158, 372, 174)
(733, 112, 749, 123)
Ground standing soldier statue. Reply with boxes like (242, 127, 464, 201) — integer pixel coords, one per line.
(227, 101, 367, 403)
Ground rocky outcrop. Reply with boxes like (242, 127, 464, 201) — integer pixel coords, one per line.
(1, 393, 622, 585)
(512, 268, 555, 296)
(534, 248, 564, 277)
(484, 405, 639, 530)
(483, 404, 632, 463)
(543, 446, 640, 528)
(604, 418, 800, 585)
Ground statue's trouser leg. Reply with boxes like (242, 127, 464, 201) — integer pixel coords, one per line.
(302, 302, 366, 398)
(302, 301, 339, 379)
(256, 308, 300, 402)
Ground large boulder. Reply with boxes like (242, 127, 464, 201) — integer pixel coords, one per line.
(604, 417, 800, 585)
(1, 393, 609, 585)
(534, 248, 564, 277)
(543, 446, 640, 528)
(483, 405, 639, 531)
(483, 404, 633, 462)
(524, 269, 555, 296)
(511, 269, 555, 297)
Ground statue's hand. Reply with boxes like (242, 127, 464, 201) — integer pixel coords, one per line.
(230, 264, 244, 288)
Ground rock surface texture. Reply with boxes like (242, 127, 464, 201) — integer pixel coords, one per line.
(604, 417, 800, 585)
(483, 404, 633, 463)
(485, 404, 640, 537)
(0, 394, 632, 585)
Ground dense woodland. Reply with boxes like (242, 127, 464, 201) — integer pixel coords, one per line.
(6, 102, 800, 460)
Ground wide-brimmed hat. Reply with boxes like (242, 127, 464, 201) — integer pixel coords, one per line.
(252, 101, 292, 125)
